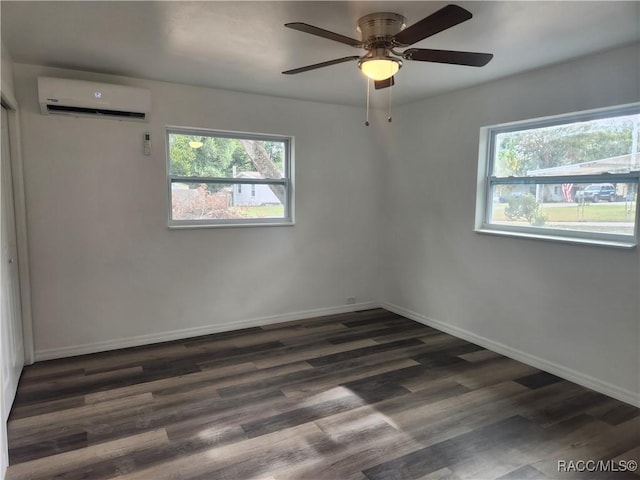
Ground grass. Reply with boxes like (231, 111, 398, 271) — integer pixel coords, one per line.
(235, 203, 635, 223)
(232, 205, 285, 218)
(492, 202, 636, 223)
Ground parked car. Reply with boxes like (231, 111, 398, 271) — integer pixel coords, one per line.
(574, 184, 617, 203)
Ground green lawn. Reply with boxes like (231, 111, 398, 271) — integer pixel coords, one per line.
(492, 203, 636, 223)
(232, 205, 285, 218)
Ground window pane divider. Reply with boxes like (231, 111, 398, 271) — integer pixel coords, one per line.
(170, 176, 287, 186)
(489, 172, 639, 185)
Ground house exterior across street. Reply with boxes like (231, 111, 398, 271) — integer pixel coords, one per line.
(232, 172, 282, 206)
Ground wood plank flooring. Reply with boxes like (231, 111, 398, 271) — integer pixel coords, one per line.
(6, 309, 640, 480)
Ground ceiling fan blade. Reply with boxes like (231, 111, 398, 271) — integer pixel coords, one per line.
(374, 76, 395, 90)
(404, 48, 493, 67)
(285, 22, 363, 47)
(282, 56, 360, 75)
(393, 4, 472, 46)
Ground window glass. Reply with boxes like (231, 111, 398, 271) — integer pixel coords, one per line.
(489, 182, 637, 236)
(493, 114, 639, 177)
(167, 129, 292, 227)
(477, 104, 639, 246)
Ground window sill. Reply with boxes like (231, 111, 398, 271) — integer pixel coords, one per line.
(169, 221, 294, 230)
(474, 227, 637, 249)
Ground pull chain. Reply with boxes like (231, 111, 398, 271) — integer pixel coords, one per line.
(365, 78, 370, 126)
(388, 82, 392, 123)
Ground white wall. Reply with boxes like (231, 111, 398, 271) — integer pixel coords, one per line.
(382, 43, 640, 404)
(13, 64, 385, 359)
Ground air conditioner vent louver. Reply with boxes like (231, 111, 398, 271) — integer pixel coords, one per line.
(38, 77, 151, 122)
(45, 105, 147, 119)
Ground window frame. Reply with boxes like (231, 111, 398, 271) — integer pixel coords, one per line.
(475, 104, 640, 248)
(166, 126, 294, 228)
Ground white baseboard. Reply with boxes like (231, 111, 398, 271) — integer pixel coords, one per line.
(382, 302, 640, 408)
(34, 301, 378, 362)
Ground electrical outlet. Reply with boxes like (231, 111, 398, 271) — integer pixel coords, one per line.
(346, 296, 356, 304)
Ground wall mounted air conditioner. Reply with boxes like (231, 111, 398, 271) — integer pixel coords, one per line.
(38, 77, 151, 121)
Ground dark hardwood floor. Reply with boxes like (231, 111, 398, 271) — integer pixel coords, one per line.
(6, 309, 639, 480)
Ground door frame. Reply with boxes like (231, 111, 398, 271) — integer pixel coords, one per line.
(1, 90, 34, 365)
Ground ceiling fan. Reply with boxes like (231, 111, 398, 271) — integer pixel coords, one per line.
(282, 4, 493, 89)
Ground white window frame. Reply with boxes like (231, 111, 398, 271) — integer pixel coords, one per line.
(475, 104, 640, 248)
(166, 126, 294, 228)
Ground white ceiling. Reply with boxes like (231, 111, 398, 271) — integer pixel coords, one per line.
(2, 1, 639, 106)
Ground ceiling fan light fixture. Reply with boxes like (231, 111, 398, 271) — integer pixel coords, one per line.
(189, 141, 204, 149)
(358, 57, 401, 81)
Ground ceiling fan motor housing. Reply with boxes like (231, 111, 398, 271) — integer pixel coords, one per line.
(357, 12, 407, 47)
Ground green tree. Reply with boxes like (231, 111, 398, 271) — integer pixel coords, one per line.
(495, 119, 635, 177)
(169, 135, 259, 179)
(263, 141, 284, 173)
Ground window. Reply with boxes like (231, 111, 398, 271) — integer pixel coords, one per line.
(476, 104, 639, 247)
(166, 127, 293, 227)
